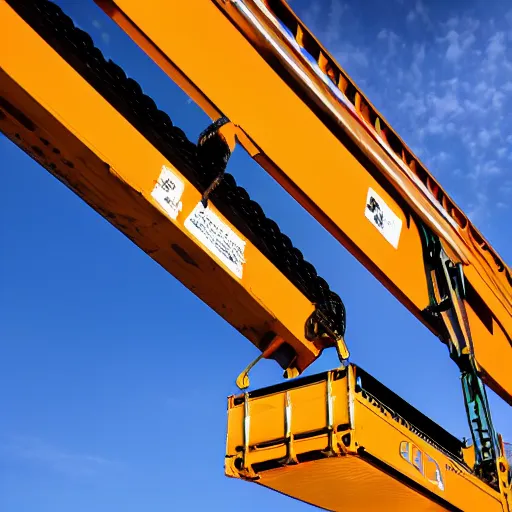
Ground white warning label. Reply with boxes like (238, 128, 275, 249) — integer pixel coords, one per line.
(185, 202, 246, 278)
(365, 188, 402, 249)
(151, 166, 184, 220)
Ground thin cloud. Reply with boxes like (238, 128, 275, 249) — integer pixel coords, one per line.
(301, 1, 369, 74)
(294, 1, 512, 226)
(91, 18, 111, 46)
(406, 0, 430, 26)
(2, 435, 114, 478)
(438, 17, 479, 63)
(466, 192, 489, 224)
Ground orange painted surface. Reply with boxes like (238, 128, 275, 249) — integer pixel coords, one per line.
(100, 0, 512, 403)
(226, 366, 509, 511)
(2, 1, 511, 509)
(0, 0, 327, 376)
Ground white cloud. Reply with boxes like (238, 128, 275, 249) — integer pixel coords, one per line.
(497, 147, 507, 158)
(334, 45, 369, 68)
(467, 192, 489, 224)
(438, 18, 478, 63)
(407, 0, 430, 25)
(399, 91, 427, 116)
(445, 31, 463, 61)
(91, 18, 111, 45)
(492, 90, 505, 109)
(324, 1, 348, 46)
(2, 436, 114, 478)
(302, 1, 368, 71)
(414, 43, 426, 64)
(478, 129, 492, 148)
(487, 32, 506, 61)
(429, 91, 463, 120)
(295, 1, 512, 225)
(377, 29, 401, 58)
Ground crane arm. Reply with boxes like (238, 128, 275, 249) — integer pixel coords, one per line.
(94, 0, 512, 405)
(2, 0, 511, 503)
(0, 0, 350, 378)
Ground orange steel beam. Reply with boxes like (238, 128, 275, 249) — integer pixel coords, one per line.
(96, 0, 512, 403)
(0, 0, 328, 376)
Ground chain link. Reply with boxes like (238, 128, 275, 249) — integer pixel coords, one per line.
(9, 0, 346, 341)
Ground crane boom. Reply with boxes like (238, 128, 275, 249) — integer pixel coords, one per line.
(0, 0, 348, 377)
(95, 0, 512, 405)
(1, 0, 511, 509)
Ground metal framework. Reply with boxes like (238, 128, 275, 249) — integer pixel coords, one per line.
(1, 0, 511, 510)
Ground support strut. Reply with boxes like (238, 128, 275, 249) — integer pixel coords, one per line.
(420, 225, 499, 487)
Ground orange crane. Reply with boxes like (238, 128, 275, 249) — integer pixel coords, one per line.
(1, 0, 510, 510)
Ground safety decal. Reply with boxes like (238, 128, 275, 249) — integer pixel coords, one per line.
(365, 187, 402, 249)
(185, 202, 246, 278)
(151, 165, 185, 220)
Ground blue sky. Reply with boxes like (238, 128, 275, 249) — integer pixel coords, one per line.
(0, 0, 511, 510)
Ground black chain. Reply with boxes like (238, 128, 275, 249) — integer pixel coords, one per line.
(8, 0, 346, 341)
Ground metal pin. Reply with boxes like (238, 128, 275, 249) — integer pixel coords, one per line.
(242, 392, 250, 471)
(281, 391, 297, 465)
(347, 365, 355, 430)
(322, 371, 336, 457)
